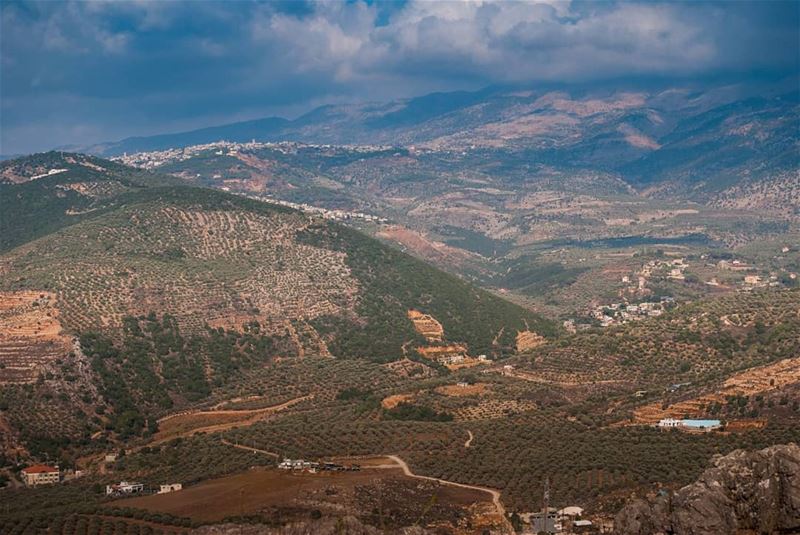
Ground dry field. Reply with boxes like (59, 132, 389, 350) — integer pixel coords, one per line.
(113, 464, 493, 531)
(515, 330, 546, 352)
(435, 383, 489, 397)
(407, 309, 444, 342)
(0, 290, 72, 383)
(381, 393, 415, 409)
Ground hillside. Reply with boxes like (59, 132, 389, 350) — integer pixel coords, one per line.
(0, 152, 181, 252)
(0, 154, 554, 453)
(0, 183, 552, 356)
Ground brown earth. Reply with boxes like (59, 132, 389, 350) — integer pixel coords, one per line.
(152, 395, 312, 443)
(435, 383, 489, 397)
(407, 309, 444, 342)
(515, 330, 546, 352)
(631, 357, 800, 425)
(0, 290, 72, 384)
(113, 464, 492, 529)
(381, 393, 415, 409)
(725, 419, 768, 432)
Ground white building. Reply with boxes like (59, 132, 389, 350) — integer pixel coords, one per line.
(21, 465, 60, 486)
(557, 506, 584, 518)
(106, 481, 144, 495)
(159, 483, 182, 494)
(657, 418, 682, 428)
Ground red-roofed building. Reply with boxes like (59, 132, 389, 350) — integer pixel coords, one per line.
(21, 464, 60, 486)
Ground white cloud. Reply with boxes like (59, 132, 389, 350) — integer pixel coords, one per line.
(244, 0, 721, 86)
(1, 0, 796, 153)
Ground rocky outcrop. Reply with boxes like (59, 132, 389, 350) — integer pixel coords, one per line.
(615, 443, 800, 535)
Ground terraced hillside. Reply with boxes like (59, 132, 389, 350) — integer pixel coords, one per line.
(0, 152, 180, 252)
(0, 184, 552, 357)
(0, 154, 555, 453)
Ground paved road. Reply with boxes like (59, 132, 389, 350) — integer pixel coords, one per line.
(385, 454, 513, 534)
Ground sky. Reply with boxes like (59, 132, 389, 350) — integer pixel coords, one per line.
(1, 0, 798, 154)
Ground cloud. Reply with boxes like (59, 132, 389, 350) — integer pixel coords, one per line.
(1, 0, 798, 154)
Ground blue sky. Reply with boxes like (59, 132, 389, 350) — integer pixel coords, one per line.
(1, 0, 798, 154)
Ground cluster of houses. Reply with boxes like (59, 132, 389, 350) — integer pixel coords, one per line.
(114, 140, 394, 170)
(277, 459, 360, 473)
(522, 506, 596, 533)
(243, 193, 388, 224)
(104, 480, 182, 496)
(588, 297, 673, 327)
(628, 257, 688, 291)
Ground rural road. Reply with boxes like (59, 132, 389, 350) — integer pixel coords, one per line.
(385, 454, 513, 534)
(158, 395, 312, 423)
(464, 430, 474, 448)
(151, 395, 313, 445)
(221, 439, 279, 458)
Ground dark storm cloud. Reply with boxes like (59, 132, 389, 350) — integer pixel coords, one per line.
(1, 0, 797, 154)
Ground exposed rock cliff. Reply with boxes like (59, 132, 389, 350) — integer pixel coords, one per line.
(615, 443, 800, 535)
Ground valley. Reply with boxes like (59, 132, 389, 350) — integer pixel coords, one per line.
(0, 86, 798, 534)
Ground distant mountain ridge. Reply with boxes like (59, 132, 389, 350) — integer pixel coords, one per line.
(75, 82, 799, 203)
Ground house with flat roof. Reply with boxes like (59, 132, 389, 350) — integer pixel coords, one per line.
(158, 483, 182, 494)
(657, 418, 682, 428)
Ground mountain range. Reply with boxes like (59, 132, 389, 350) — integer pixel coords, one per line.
(76, 82, 799, 202)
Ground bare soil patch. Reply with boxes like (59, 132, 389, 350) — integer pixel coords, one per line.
(515, 330, 546, 352)
(153, 396, 311, 443)
(0, 291, 72, 384)
(407, 309, 444, 342)
(381, 393, 415, 409)
(113, 465, 491, 529)
(435, 383, 489, 397)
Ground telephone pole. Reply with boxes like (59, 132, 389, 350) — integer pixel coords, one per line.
(542, 476, 551, 534)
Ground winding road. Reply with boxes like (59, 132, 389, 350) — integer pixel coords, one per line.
(464, 430, 474, 448)
(385, 455, 512, 534)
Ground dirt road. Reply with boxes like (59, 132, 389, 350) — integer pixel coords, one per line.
(152, 395, 313, 444)
(221, 439, 279, 458)
(464, 430, 474, 448)
(385, 455, 512, 534)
